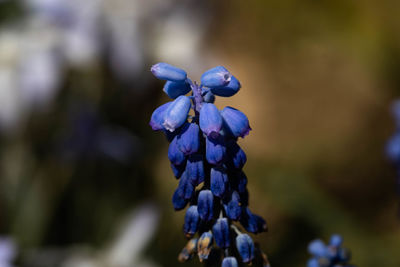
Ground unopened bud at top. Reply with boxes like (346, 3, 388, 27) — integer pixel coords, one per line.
(201, 66, 232, 88)
(151, 63, 187, 82)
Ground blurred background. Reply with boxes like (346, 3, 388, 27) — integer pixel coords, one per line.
(0, 0, 400, 266)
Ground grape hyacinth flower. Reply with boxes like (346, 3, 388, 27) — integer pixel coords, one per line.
(307, 234, 356, 267)
(149, 63, 268, 266)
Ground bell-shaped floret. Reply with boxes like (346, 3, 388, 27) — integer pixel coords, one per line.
(197, 190, 214, 221)
(221, 257, 238, 267)
(212, 218, 230, 248)
(236, 171, 248, 194)
(178, 238, 198, 262)
(224, 191, 241, 221)
(329, 234, 343, 247)
(163, 81, 191, 99)
(306, 258, 319, 267)
(201, 66, 231, 88)
(221, 107, 251, 138)
(197, 232, 213, 262)
(227, 141, 247, 169)
(177, 123, 200, 155)
(236, 234, 255, 263)
(163, 95, 191, 132)
(168, 136, 186, 165)
(206, 135, 226, 165)
(176, 173, 195, 200)
(171, 162, 185, 179)
(210, 75, 241, 97)
(172, 187, 188, 211)
(200, 103, 223, 137)
(240, 207, 268, 234)
(151, 62, 187, 82)
(183, 205, 200, 238)
(210, 167, 228, 197)
(149, 102, 172, 131)
(185, 154, 205, 185)
(308, 239, 327, 258)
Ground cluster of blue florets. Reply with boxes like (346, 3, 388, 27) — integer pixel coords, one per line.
(149, 63, 269, 266)
(307, 234, 354, 267)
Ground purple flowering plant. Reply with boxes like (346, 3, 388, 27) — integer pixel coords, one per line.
(149, 63, 270, 266)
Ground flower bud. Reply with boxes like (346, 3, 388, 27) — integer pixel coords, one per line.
(163, 95, 191, 132)
(211, 75, 241, 97)
(222, 257, 238, 267)
(197, 190, 214, 221)
(171, 162, 185, 179)
(203, 90, 215, 103)
(307, 258, 319, 267)
(329, 234, 343, 247)
(183, 206, 200, 238)
(221, 106, 251, 138)
(308, 239, 327, 257)
(151, 62, 187, 82)
(177, 123, 200, 155)
(227, 141, 247, 169)
(236, 171, 248, 194)
(197, 232, 213, 261)
(212, 218, 230, 248)
(206, 135, 226, 165)
(236, 234, 255, 263)
(172, 188, 188, 211)
(168, 136, 186, 165)
(163, 80, 192, 99)
(178, 238, 198, 262)
(224, 191, 241, 221)
(201, 66, 231, 88)
(240, 207, 268, 234)
(185, 154, 205, 185)
(149, 102, 172, 131)
(210, 167, 228, 197)
(177, 172, 195, 200)
(200, 103, 223, 137)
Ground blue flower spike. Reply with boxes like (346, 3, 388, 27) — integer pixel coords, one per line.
(201, 66, 232, 88)
(163, 95, 191, 132)
(307, 234, 356, 267)
(164, 80, 192, 99)
(151, 62, 187, 82)
(200, 103, 223, 137)
(149, 63, 268, 265)
(197, 232, 213, 262)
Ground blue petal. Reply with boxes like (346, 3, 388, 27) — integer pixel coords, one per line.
(203, 90, 215, 103)
(183, 205, 200, 238)
(201, 66, 231, 88)
(149, 102, 172, 131)
(164, 80, 191, 99)
(168, 136, 186, 165)
(240, 207, 267, 234)
(177, 172, 195, 200)
(206, 135, 226, 165)
(222, 257, 238, 267)
(197, 232, 213, 261)
(236, 234, 255, 263)
(197, 190, 214, 221)
(225, 191, 241, 221)
(177, 123, 200, 155)
(200, 103, 223, 137)
(227, 141, 247, 169)
(151, 62, 187, 82)
(308, 239, 327, 257)
(307, 258, 320, 267)
(210, 167, 228, 197)
(221, 106, 251, 138)
(172, 188, 188, 211)
(236, 171, 248, 194)
(212, 218, 230, 248)
(329, 234, 343, 247)
(185, 154, 205, 185)
(163, 95, 191, 132)
(210, 75, 241, 97)
(171, 162, 185, 179)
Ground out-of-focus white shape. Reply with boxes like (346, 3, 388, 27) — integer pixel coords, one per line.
(0, 237, 16, 267)
(105, 203, 160, 267)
